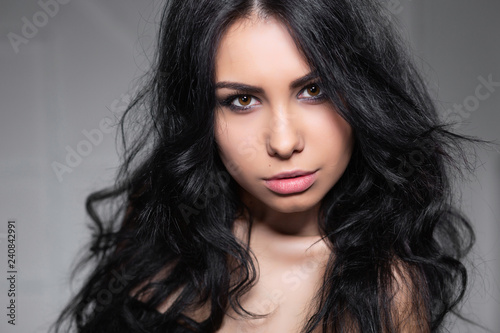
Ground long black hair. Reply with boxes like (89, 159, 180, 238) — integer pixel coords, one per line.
(54, 0, 476, 332)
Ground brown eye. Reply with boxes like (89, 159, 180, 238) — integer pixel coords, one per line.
(223, 94, 259, 112)
(238, 95, 251, 106)
(297, 83, 326, 102)
(307, 85, 320, 96)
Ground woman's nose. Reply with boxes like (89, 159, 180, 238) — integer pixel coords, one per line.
(265, 109, 304, 159)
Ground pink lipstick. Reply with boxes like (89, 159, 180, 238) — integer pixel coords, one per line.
(264, 170, 317, 195)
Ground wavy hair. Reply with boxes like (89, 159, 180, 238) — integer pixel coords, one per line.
(54, 0, 476, 332)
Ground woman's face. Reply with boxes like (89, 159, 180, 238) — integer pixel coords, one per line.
(214, 16, 354, 217)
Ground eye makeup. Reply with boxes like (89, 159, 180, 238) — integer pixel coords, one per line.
(217, 82, 328, 113)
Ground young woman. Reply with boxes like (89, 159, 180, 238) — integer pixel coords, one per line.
(55, 0, 476, 332)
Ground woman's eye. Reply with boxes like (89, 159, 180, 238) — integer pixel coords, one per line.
(234, 95, 254, 107)
(298, 84, 323, 99)
(217, 94, 260, 112)
(227, 95, 260, 111)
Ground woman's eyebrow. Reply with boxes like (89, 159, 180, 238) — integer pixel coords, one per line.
(215, 82, 264, 95)
(289, 71, 319, 90)
(215, 72, 319, 93)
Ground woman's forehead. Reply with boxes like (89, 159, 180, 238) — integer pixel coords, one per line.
(215, 16, 311, 86)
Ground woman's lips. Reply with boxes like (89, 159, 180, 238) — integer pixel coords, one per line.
(264, 171, 317, 194)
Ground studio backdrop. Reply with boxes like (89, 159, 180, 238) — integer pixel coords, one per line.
(0, 1, 499, 332)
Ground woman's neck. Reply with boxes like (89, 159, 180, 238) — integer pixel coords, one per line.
(233, 217, 330, 264)
(238, 190, 324, 237)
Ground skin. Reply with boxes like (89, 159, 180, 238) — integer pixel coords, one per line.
(213, 15, 354, 331)
(214, 16, 354, 238)
(135, 14, 427, 333)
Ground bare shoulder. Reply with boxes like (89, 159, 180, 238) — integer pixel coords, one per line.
(387, 261, 430, 333)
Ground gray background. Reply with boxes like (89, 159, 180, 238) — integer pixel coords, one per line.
(0, 0, 498, 332)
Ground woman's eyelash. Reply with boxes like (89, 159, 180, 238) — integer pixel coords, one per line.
(218, 94, 257, 112)
(217, 83, 327, 112)
(297, 83, 327, 101)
